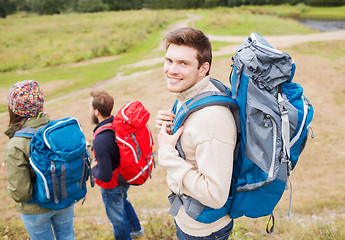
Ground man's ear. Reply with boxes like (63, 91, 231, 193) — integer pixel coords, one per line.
(199, 62, 210, 78)
(94, 109, 100, 117)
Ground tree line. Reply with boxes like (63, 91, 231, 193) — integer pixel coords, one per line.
(1, 0, 345, 18)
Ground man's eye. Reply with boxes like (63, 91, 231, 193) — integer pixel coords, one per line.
(181, 62, 187, 66)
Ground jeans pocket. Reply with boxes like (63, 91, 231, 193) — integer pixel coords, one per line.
(101, 189, 122, 206)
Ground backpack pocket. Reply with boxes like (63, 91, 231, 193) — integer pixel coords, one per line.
(29, 157, 51, 202)
(282, 82, 314, 169)
(237, 78, 283, 191)
(239, 103, 282, 191)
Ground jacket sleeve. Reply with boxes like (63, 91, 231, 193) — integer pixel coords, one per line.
(4, 138, 33, 203)
(158, 105, 237, 209)
(92, 131, 119, 182)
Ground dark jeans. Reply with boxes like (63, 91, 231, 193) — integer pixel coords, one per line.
(101, 185, 141, 240)
(176, 220, 233, 240)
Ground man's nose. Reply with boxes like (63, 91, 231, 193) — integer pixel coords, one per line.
(168, 63, 179, 74)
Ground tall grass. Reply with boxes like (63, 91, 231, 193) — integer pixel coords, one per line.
(290, 40, 345, 59)
(0, 6, 325, 114)
(239, 4, 345, 21)
(1, 213, 345, 239)
(189, 7, 316, 36)
(0, 10, 185, 73)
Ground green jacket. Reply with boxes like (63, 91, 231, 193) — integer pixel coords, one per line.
(4, 114, 51, 214)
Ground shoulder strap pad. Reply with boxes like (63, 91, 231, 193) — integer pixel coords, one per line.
(94, 123, 115, 138)
(210, 78, 231, 94)
(173, 90, 240, 160)
(173, 91, 239, 133)
(13, 127, 38, 139)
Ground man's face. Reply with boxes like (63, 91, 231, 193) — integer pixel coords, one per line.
(164, 44, 208, 93)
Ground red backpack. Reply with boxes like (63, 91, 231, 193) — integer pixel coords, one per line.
(112, 100, 154, 186)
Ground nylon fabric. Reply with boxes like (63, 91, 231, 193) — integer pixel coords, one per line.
(14, 117, 91, 210)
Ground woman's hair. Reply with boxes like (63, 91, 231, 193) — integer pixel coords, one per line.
(164, 27, 212, 75)
(90, 91, 114, 117)
(8, 106, 27, 129)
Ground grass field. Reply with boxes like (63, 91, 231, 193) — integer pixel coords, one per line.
(0, 10, 185, 73)
(3, 5, 344, 113)
(1, 5, 344, 75)
(190, 7, 316, 36)
(239, 4, 345, 21)
(0, 5, 345, 240)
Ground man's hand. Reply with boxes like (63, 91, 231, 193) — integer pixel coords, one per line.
(158, 121, 184, 148)
(156, 110, 175, 133)
(91, 160, 98, 169)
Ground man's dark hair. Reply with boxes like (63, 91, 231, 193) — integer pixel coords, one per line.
(90, 91, 114, 117)
(164, 27, 212, 75)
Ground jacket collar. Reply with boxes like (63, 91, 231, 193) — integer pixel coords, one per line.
(174, 76, 210, 103)
(93, 115, 114, 133)
(4, 113, 50, 139)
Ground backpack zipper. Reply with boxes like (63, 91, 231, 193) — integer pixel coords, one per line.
(43, 118, 81, 150)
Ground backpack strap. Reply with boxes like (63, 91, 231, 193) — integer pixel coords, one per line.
(92, 122, 116, 181)
(168, 192, 208, 220)
(168, 79, 240, 223)
(173, 79, 240, 160)
(13, 127, 38, 138)
(210, 78, 230, 93)
(93, 123, 115, 139)
(174, 91, 238, 159)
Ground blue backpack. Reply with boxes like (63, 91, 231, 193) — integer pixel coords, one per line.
(168, 33, 314, 231)
(14, 117, 92, 210)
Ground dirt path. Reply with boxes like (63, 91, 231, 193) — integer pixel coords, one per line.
(209, 29, 345, 53)
(49, 14, 345, 105)
(2, 14, 345, 109)
(1, 14, 344, 238)
(131, 14, 345, 66)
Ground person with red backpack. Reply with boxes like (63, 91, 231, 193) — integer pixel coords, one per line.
(89, 91, 145, 239)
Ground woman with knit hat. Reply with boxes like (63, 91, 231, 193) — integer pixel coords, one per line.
(3, 80, 75, 240)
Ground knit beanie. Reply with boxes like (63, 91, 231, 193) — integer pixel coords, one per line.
(7, 80, 44, 118)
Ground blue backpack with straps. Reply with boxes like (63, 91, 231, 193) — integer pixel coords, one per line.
(169, 33, 314, 231)
(14, 117, 92, 210)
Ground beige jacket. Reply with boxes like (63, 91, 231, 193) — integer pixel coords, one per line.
(158, 76, 237, 236)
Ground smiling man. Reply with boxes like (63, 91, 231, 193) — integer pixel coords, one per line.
(156, 27, 237, 239)
(164, 43, 209, 93)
